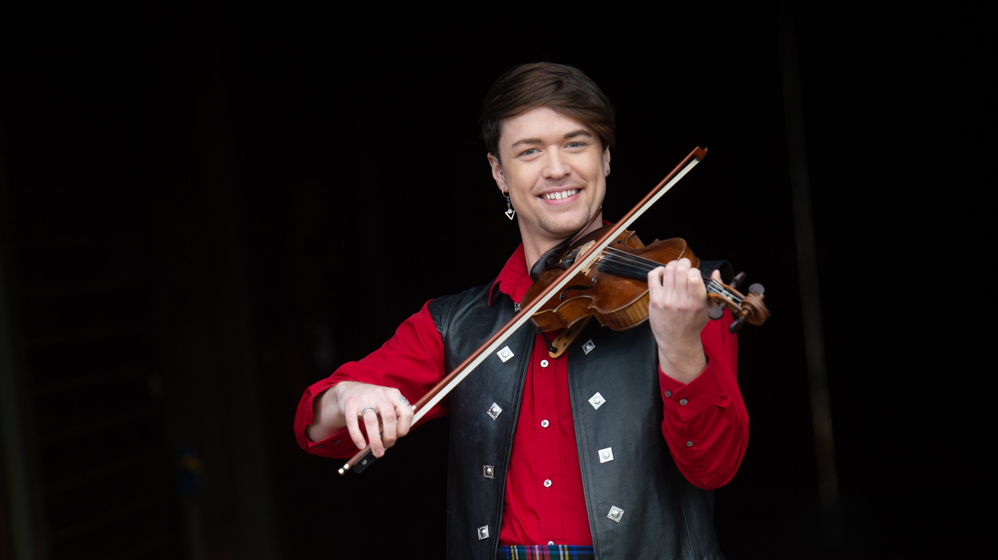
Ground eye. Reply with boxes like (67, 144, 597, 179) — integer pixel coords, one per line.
(566, 141, 586, 149)
(518, 148, 539, 157)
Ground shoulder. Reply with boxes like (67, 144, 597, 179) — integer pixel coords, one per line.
(427, 281, 498, 337)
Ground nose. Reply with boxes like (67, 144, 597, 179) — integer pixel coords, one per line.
(542, 150, 571, 179)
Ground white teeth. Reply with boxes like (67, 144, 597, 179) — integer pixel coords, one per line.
(543, 189, 578, 200)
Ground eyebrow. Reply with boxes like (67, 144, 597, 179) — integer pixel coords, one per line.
(510, 129, 594, 149)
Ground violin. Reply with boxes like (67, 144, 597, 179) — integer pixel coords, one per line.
(338, 146, 769, 475)
(523, 225, 770, 335)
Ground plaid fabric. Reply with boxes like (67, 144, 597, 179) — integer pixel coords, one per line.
(497, 545, 595, 559)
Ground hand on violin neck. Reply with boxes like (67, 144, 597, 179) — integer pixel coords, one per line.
(647, 259, 721, 384)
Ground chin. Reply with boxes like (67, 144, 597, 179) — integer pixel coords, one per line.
(540, 217, 590, 238)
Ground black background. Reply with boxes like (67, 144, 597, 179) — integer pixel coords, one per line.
(0, 3, 986, 559)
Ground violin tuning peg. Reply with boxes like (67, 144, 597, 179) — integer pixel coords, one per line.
(729, 315, 748, 333)
(748, 283, 765, 296)
(730, 272, 746, 289)
(708, 306, 724, 320)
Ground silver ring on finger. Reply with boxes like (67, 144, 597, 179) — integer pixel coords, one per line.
(359, 406, 377, 416)
(398, 396, 416, 412)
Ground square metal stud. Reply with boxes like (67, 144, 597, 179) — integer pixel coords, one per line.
(588, 392, 606, 410)
(478, 525, 490, 540)
(483, 465, 495, 479)
(607, 506, 624, 523)
(487, 402, 503, 420)
(513, 302, 521, 312)
(598, 447, 614, 463)
(497, 346, 514, 363)
(582, 339, 596, 355)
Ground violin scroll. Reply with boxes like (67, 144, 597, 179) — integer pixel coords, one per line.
(705, 273, 771, 333)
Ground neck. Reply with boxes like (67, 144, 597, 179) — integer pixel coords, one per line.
(521, 210, 604, 272)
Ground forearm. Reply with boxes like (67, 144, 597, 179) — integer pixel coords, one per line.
(657, 335, 708, 384)
(293, 300, 448, 458)
(294, 376, 355, 458)
(659, 311, 747, 489)
(305, 384, 347, 443)
(660, 373, 748, 489)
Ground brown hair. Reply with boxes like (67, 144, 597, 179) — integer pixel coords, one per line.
(481, 63, 615, 161)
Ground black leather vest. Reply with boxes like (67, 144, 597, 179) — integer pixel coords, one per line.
(429, 283, 724, 560)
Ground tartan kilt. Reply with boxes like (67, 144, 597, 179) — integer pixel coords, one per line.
(497, 545, 595, 559)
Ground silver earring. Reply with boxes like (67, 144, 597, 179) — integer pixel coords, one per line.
(504, 191, 515, 220)
(605, 166, 610, 177)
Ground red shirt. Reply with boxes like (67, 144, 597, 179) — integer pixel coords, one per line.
(293, 244, 748, 546)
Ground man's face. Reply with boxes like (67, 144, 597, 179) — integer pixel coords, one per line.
(489, 106, 610, 248)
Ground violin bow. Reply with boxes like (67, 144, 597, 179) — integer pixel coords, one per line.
(339, 146, 707, 474)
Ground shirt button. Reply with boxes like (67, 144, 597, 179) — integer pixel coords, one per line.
(679, 398, 688, 406)
(686, 440, 694, 447)
(540, 359, 549, 367)
(665, 390, 672, 397)
(541, 419, 549, 428)
(548, 541, 555, 545)
(543, 479, 552, 488)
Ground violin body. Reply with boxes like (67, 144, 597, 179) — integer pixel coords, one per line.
(523, 226, 699, 331)
(521, 225, 769, 334)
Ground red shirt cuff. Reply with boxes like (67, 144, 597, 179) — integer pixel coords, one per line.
(293, 376, 365, 458)
(659, 355, 726, 422)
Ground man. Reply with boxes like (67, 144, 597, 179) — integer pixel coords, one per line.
(294, 63, 747, 559)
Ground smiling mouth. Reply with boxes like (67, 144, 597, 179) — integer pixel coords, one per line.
(542, 189, 579, 201)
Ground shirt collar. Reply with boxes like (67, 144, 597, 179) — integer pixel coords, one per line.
(488, 243, 533, 306)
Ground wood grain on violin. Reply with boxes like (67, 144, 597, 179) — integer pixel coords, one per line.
(523, 226, 770, 334)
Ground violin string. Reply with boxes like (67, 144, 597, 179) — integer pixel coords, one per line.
(599, 248, 742, 303)
(601, 248, 731, 293)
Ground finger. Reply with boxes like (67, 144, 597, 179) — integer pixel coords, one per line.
(688, 267, 710, 315)
(706, 269, 721, 304)
(378, 397, 398, 448)
(396, 400, 414, 437)
(673, 259, 692, 307)
(390, 389, 415, 437)
(661, 261, 678, 307)
(647, 266, 666, 307)
(343, 401, 367, 450)
(362, 408, 385, 457)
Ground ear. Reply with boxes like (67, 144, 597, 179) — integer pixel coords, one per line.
(488, 153, 507, 193)
(603, 147, 611, 172)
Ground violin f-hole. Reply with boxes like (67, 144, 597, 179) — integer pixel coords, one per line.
(559, 277, 598, 300)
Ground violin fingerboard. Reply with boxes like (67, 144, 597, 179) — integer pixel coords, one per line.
(597, 260, 647, 282)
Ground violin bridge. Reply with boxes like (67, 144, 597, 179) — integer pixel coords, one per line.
(580, 247, 602, 276)
(561, 241, 596, 270)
